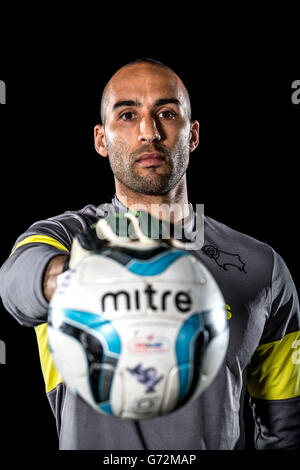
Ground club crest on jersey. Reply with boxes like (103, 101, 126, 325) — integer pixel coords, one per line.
(202, 245, 246, 273)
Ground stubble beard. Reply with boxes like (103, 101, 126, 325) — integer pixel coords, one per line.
(106, 137, 190, 196)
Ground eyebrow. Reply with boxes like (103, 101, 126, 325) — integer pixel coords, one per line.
(112, 97, 181, 111)
(155, 98, 181, 107)
(113, 100, 141, 110)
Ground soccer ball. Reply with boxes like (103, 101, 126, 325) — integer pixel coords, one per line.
(47, 243, 229, 420)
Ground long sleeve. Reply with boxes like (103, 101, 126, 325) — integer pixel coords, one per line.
(0, 205, 97, 327)
(247, 250, 300, 449)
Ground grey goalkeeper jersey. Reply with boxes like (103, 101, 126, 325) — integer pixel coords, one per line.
(0, 196, 299, 450)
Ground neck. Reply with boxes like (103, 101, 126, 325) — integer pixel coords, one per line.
(115, 176, 190, 223)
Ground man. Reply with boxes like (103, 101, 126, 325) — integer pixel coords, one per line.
(0, 59, 299, 450)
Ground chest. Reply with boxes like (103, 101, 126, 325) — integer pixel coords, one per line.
(195, 244, 271, 371)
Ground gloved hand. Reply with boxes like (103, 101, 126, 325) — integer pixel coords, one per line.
(64, 210, 178, 271)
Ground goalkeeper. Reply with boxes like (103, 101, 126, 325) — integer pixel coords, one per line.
(0, 58, 299, 450)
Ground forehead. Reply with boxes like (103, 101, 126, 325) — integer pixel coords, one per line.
(106, 64, 186, 107)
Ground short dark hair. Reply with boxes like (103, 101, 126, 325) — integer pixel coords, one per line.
(100, 58, 191, 125)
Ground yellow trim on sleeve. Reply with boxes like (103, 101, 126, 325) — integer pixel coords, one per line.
(247, 330, 300, 400)
(10, 234, 68, 392)
(35, 323, 63, 393)
(10, 235, 69, 256)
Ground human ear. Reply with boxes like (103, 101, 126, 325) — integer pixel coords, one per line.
(94, 124, 108, 157)
(189, 120, 200, 152)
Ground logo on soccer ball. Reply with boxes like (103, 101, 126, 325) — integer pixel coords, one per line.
(100, 285, 192, 313)
(128, 334, 170, 353)
(127, 364, 164, 393)
(132, 396, 161, 414)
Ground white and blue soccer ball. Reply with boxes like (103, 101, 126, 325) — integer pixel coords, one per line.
(47, 241, 229, 420)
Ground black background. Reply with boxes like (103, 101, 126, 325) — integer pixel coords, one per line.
(0, 47, 299, 456)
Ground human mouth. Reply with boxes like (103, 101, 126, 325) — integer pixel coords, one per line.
(136, 153, 165, 168)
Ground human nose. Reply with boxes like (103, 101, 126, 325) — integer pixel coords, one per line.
(138, 115, 161, 143)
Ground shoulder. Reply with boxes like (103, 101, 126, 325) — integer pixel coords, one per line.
(204, 215, 274, 253)
(63, 204, 99, 224)
(203, 215, 276, 276)
(46, 204, 99, 229)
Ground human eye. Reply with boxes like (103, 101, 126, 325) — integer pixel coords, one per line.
(120, 111, 136, 121)
(158, 109, 177, 119)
